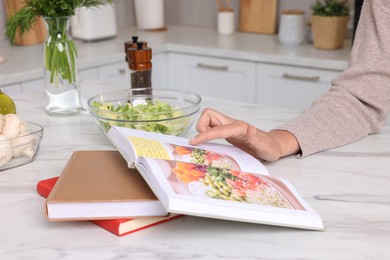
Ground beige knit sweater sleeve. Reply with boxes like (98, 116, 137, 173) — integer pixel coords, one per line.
(275, 0, 390, 158)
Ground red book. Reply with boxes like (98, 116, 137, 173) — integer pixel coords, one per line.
(37, 177, 182, 236)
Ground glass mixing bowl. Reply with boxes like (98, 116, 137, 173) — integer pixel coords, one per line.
(87, 88, 202, 136)
(0, 122, 44, 171)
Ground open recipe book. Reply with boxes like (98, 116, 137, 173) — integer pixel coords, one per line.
(107, 126, 324, 230)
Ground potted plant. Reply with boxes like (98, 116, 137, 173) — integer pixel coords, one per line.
(311, 0, 350, 50)
(5, 0, 114, 116)
(4, 0, 46, 46)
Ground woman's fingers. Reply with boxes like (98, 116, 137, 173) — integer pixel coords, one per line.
(190, 120, 249, 145)
(195, 108, 235, 133)
(190, 109, 300, 161)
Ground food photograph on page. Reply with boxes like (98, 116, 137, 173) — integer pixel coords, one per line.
(170, 144, 241, 171)
(159, 160, 305, 210)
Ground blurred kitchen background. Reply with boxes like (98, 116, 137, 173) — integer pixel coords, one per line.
(0, 0, 355, 48)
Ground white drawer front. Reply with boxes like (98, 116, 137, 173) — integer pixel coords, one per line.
(1, 83, 22, 95)
(256, 63, 342, 111)
(80, 67, 99, 81)
(22, 78, 44, 93)
(98, 62, 127, 85)
(173, 53, 256, 103)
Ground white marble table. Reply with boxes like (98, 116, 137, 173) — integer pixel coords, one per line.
(1, 82, 389, 259)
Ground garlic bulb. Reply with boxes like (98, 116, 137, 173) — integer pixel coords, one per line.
(0, 114, 4, 133)
(0, 114, 37, 164)
(11, 131, 37, 159)
(0, 134, 12, 167)
(2, 114, 21, 139)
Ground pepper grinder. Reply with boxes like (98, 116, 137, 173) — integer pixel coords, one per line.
(127, 41, 152, 93)
(124, 36, 148, 62)
(124, 36, 148, 88)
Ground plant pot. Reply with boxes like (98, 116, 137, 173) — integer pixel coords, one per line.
(311, 15, 349, 50)
(4, 0, 46, 46)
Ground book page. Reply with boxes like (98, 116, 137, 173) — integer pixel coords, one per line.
(128, 136, 173, 160)
(136, 156, 323, 230)
(140, 158, 307, 211)
(109, 127, 268, 174)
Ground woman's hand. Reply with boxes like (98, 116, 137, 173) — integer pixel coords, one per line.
(189, 108, 301, 161)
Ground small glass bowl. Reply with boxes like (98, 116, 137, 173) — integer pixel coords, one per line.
(0, 122, 44, 171)
(87, 88, 202, 136)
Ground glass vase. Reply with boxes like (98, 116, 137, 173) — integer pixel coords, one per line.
(43, 17, 82, 116)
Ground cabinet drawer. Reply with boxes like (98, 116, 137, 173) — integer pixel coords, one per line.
(80, 67, 99, 81)
(22, 78, 43, 93)
(173, 53, 256, 103)
(256, 63, 342, 111)
(152, 53, 167, 89)
(1, 83, 22, 95)
(98, 62, 127, 85)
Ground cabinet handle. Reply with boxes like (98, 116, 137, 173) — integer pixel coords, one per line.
(197, 63, 229, 71)
(118, 69, 126, 75)
(282, 73, 320, 82)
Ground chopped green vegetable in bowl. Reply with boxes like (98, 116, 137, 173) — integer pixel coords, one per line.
(87, 88, 201, 136)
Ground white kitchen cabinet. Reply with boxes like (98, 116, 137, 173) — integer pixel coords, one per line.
(95, 53, 167, 88)
(152, 53, 168, 89)
(171, 53, 256, 103)
(21, 67, 99, 93)
(22, 78, 44, 93)
(1, 83, 22, 95)
(98, 61, 128, 85)
(256, 63, 342, 111)
(80, 67, 99, 82)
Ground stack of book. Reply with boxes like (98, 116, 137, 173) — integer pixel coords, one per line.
(38, 176, 181, 236)
(39, 127, 324, 236)
(38, 151, 181, 236)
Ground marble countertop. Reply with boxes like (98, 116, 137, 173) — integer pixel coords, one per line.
(0, 82, 389, 259)
(0, 25, 351, 86)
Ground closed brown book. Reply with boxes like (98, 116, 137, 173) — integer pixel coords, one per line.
(45, 150, 167, 221)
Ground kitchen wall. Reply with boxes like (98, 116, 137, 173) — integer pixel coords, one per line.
(164, 0, 320, 29)
(0, 2, 7, 48)
(0, 0, 353, 47)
